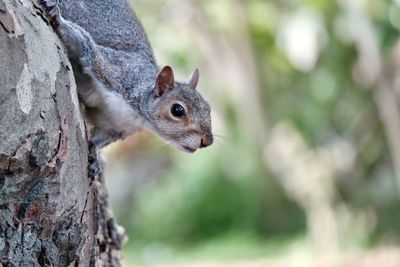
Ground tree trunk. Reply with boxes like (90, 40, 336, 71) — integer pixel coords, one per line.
(0, 0, 123, 266)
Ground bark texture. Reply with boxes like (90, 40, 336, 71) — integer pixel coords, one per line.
(0, 0, 123, 266)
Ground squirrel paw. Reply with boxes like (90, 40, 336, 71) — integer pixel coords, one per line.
(88, 141, 103, 180)
(39, 0, 61, 26)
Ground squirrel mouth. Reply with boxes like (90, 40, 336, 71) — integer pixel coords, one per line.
(182, 146, 197, 153)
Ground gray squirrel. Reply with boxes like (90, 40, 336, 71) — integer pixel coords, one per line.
(39, 0, 213, 153)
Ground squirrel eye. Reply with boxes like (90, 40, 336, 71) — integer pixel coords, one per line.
(171, 103, 185, 118)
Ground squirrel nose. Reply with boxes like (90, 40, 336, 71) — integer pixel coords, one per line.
(200, 134, 214, 148)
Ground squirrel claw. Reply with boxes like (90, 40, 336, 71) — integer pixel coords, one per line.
(39, 0, 60, 25)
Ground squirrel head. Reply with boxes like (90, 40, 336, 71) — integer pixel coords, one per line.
(146, 66, 213, 153)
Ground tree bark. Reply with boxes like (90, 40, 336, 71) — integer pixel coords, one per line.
(0, 0, 123, 266)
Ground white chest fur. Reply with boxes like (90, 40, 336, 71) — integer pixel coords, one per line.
(79, 80, 146, 135)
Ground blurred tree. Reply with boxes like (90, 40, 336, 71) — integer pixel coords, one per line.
(110, 0, 400, 255)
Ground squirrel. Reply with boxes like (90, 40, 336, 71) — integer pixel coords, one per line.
(38, 0, 213, 153)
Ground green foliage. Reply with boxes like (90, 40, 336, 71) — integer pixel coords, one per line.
(122, 232, 305, 264)
(129, 145, 306, 244)
(114, 0, 400, 259)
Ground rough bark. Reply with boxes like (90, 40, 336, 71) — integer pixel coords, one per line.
(0, 0, 123, 266)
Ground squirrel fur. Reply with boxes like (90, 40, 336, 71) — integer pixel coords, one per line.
(39, 0, 213, 153)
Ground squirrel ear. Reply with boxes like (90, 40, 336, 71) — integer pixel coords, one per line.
(188, 68, 200, 89)
(155, 66, 175, 97)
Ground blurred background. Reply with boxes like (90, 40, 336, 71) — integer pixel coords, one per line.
(103, 0, 400, 266)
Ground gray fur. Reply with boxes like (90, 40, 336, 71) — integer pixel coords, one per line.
(39, 0, 213, 152)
